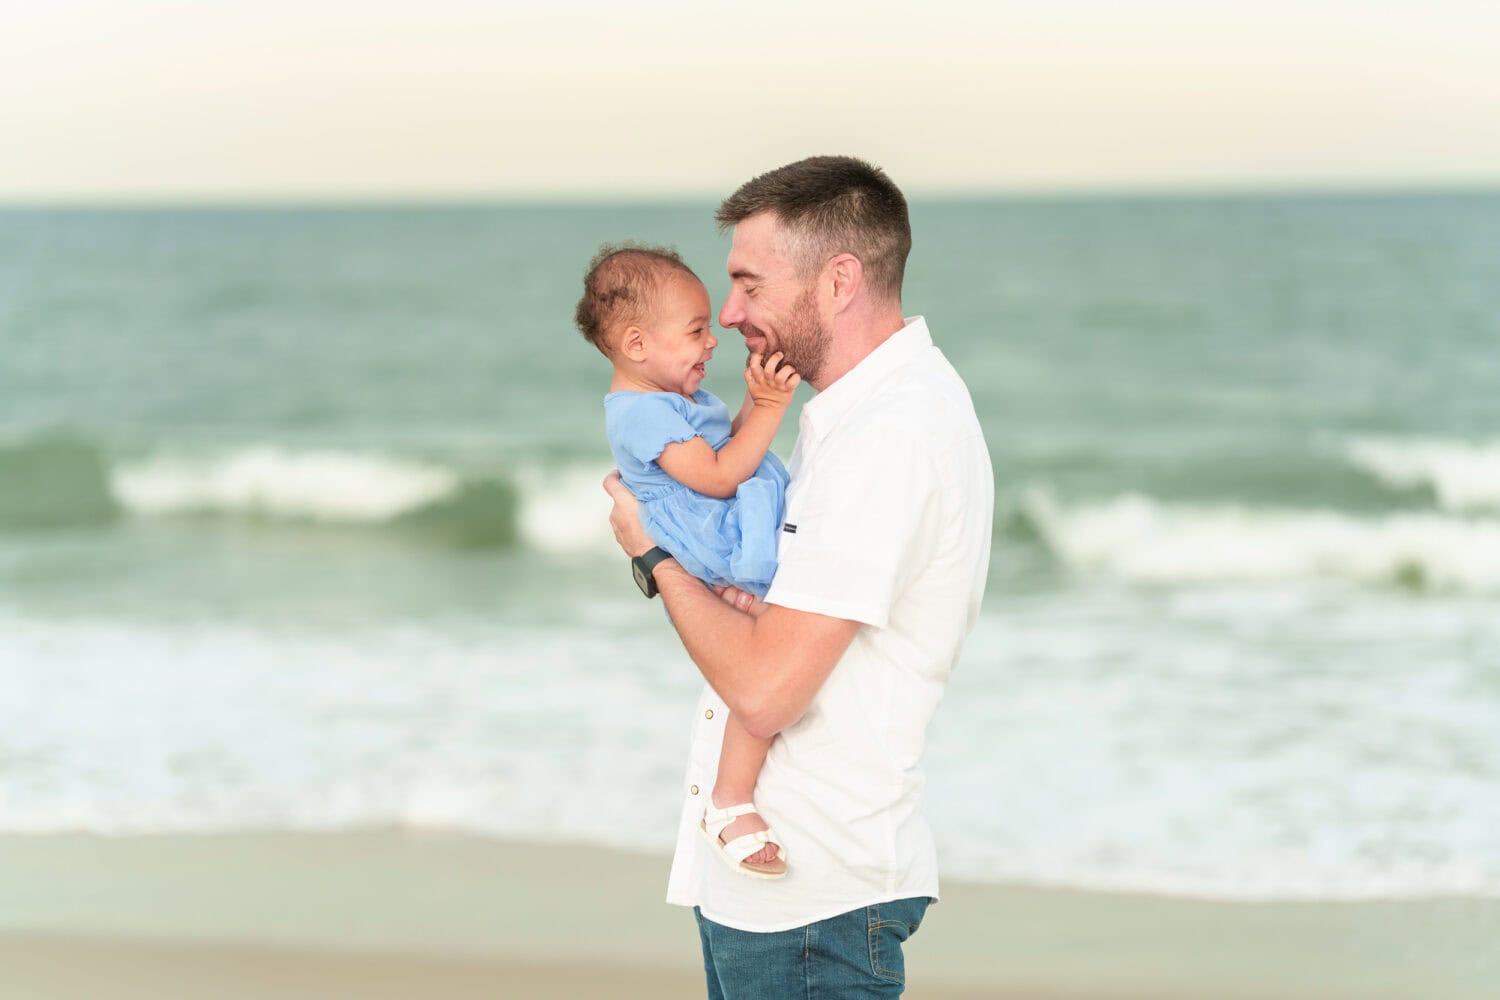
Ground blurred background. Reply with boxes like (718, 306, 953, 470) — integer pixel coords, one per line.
(2, 2, 1498, 998)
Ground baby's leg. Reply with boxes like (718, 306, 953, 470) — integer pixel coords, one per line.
(711, 713, 779, 864)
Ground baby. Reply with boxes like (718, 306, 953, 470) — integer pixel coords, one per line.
(576, 243, 798, 879)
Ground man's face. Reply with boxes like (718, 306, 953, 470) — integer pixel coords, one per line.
(719, 213, 831, 385)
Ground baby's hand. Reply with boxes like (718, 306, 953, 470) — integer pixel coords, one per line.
(744, 352, 801, 409)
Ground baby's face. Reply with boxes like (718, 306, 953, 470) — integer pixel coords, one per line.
(639, 273, 718, 397)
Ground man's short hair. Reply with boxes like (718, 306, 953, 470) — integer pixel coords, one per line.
(575, 243, 697, 357)
(715, 155, 911, 301)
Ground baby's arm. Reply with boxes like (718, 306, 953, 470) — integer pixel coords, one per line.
(730, 389, 756, 436)
(657, 352, 799, 499)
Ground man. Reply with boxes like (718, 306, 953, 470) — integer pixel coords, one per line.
(604, 155, 993, 998)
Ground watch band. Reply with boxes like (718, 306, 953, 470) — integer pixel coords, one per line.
(632, 546, 673, 598)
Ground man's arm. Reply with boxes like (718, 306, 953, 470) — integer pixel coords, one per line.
(604, 472, 859, 739)
(653, 560, 860, 738)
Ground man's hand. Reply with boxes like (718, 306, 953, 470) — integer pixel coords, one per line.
(744, 351, 800, 410)
(602, 471, 654, 558)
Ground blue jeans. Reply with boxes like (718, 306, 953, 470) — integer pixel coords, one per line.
(694, 897, 930, 999)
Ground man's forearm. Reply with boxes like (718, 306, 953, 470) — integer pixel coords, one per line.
(607, 468, 855, 737)
(653, 559, 858, 740)
(654, 560, 763, 717)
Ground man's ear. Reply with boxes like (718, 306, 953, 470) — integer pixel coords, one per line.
(827, 253, 862, 314)
(620, 325, 647, 361)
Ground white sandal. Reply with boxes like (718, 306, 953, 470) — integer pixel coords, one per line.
(700, 801, 788, 880)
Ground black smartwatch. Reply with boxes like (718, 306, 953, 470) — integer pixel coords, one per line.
(631, 546, 673, 598)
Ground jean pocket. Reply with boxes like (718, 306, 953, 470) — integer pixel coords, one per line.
(866, 898, 928, 986)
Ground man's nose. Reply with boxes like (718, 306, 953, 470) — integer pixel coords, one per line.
(718, 289, 744, 329)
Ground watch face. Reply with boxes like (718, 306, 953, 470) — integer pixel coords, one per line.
(632, 560, 652, 596)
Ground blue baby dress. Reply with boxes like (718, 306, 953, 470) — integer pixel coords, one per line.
(605, 389, 788, 597)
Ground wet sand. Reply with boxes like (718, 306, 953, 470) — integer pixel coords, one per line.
(1, 832, 1494, 999)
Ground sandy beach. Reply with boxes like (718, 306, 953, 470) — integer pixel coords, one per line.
(1, 832, 1494, 1000)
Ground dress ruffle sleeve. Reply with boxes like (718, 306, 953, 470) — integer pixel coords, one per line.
(609, 393, 702, 467)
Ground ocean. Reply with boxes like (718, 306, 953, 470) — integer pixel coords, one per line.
(2, 194, 1498, 903)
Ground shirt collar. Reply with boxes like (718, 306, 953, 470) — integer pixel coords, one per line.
(800, 316, 932, 438)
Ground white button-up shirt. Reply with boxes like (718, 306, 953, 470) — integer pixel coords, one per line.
(666, 316, 994, 932)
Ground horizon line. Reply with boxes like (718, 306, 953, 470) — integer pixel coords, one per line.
(2, 178, 1499, 211)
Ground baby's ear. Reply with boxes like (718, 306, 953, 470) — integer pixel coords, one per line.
(619, 325, 647, 361)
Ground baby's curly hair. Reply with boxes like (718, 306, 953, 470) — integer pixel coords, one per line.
(575, 243, 698, 358)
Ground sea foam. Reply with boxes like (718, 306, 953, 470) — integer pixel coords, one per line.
(1345, 436, 1500, 513)
(91, 442, 1500, 590)
(1023, 489, 1500, 591)
(512, 462, 619, 553)
(4, 605, 1496, 902)
(107, 448, 626, 552)
(112, 447, 459, 522)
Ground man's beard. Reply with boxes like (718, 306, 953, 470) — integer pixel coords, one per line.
(750, 287, 830, 385)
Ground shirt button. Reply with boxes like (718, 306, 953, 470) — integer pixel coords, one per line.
(690, 785, 699, 795)
(705, 709, 715, 720)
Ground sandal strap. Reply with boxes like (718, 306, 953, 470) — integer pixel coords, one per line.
(720, 827, 787, 865)
(701, 801, 758, 836)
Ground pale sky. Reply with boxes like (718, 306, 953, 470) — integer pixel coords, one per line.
(2, 0, 1498, 201)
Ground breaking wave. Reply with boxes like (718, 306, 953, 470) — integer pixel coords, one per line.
(1020, 489, 1500, 592)
(1345, 435, 1500, 513)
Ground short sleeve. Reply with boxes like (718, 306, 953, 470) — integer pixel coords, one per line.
(607, 393, 702, 468)
(764, 424, 938, 629)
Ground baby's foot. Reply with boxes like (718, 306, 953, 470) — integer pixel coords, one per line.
(710, 791, 780, 865)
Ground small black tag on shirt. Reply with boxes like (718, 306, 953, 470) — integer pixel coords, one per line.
(783, 523, 798, 534)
